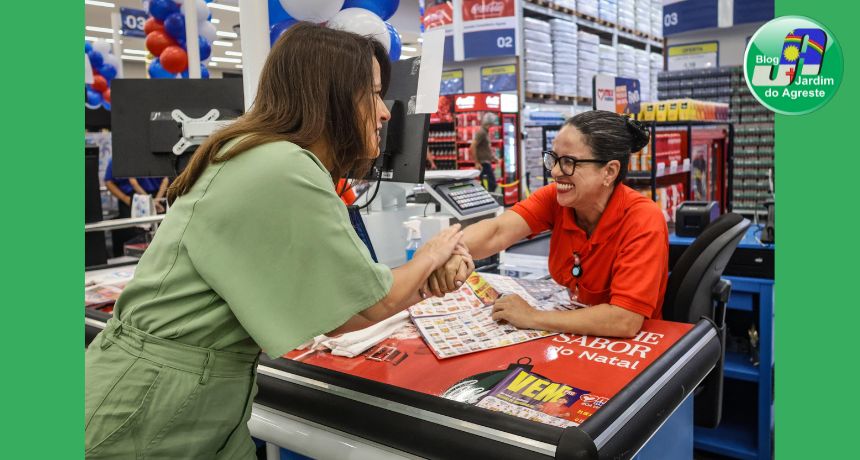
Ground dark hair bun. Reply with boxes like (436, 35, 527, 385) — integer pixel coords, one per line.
(625, 117, 650, 152)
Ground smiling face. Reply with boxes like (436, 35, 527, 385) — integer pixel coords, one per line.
(550, 125, 619, 208)
(366, 57, 391, 158)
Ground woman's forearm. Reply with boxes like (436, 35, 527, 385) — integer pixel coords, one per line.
(462, 211, 532, 259)
(530, 304, 645, 338)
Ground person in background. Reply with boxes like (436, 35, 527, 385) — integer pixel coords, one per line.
(103, 159, 169, 256)
(471, 112, 498, 192)
(424, 111, 666, 339)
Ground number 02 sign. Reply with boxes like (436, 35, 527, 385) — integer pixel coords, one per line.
(456, 0, 519, 60)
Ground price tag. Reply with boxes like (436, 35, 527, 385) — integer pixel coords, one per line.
(669, 160, 678, 174)
(656, 163, 666, 177)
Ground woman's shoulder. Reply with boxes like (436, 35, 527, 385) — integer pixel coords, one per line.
(618, 185, 667, 231)
(222, 139, 331, 183)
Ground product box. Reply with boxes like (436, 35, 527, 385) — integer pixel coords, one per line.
(640, 102, 655, 121)
(666, 100, 679, 121)
(656, 102, 667, 121)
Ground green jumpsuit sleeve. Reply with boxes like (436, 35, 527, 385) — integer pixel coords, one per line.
(184, 142, 393, 358)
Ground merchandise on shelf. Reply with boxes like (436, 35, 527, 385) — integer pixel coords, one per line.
(524, 21, 555, 95)
(551, 19, 578, 97)
(640, 99, 729, 122)
(635, 0, 652, 36)
(598, 44, 618, 76)
(617, 0, 635, 30)
(578, 0, 599, 18)
(578, 31, 601, 98)
(599, 0, 618, 24)
(650, 2, 662, 38)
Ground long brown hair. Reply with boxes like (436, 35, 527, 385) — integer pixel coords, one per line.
(168, 22, 391, 203)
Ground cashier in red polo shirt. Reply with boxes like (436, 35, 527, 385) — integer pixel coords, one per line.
(425, 110, 667, 338)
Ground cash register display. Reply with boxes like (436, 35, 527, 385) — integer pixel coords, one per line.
(439, 182, 497, 212)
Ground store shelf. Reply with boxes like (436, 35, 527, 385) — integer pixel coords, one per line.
(522, 1, 663, 49)
(428, 139, 456, 143)
(695, 422, 758, 460)
(724, 351, 759, 382)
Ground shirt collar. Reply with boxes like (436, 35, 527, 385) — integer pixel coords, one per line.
(560, 184, 628, 244)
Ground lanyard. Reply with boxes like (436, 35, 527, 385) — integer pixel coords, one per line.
(569, 252, 582, 302)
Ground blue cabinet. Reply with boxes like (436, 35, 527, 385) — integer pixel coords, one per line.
(670, 227, 774, 460)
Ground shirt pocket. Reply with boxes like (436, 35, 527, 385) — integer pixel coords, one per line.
(577, 283, 611, 307)
(85, 350, 163, 456)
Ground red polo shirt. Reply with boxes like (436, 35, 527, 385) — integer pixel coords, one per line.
(511, 183, 669, 319)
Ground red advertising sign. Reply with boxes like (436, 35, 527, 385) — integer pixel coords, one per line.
(454, 92, 502, 111)
(423, 1, 454, 30)
(285, 319, 692, 427)
(462, 0, 515, 21)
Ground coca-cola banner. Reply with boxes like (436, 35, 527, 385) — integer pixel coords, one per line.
(423, 1, 456, 62)
(454, 0, 520, 61)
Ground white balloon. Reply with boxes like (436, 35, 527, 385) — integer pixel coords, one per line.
(93, 40, 112, 55)
(181, 0, 210, 23)
(173, 0, 186, 4)
(104, 53, 121, 69)
(279, 0, 344, 23)
(327, 8, 391, 51)
(199, 21, 217, 44)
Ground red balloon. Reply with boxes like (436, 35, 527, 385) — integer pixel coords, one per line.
(103, 89, 111, 103)
(160, 46, 188, 74)
(145, 30, 177, 57)
(92, 75, 108, 93)
(144, 17, 165, 35)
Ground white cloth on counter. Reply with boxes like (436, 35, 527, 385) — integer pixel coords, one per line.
(297, 310, 411, 358)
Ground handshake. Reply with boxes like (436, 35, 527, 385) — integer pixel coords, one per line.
(409, 224, 476, 299)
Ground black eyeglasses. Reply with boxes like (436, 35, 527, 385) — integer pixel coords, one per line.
(542, 151, 609, 176)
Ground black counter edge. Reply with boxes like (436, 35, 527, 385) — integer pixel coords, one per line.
(577, 320, 721, 460)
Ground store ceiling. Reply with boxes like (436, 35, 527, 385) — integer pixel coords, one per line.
(85, 0, 424, 73)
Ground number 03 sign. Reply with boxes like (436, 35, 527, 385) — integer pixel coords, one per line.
(454, 0, 520, 61)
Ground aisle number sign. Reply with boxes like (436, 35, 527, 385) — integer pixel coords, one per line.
(480, 65, 517, 92)
(454, 0, 519, 61)
(667, 42, 719, 71)
(120, 7, 148, 38)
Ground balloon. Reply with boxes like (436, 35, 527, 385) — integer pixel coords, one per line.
(87, 51, 104, 69)
(343, 0, 400, 21)
(103, 53, 121, 69)
(198, 35, 212, 60)
(270, 19, 298, 45)
(85, 42, 93, 53)
(160, 45, 189, 74)
(199, 21, 217, 44)
(144, 17, 165, 35)
(174, 0, 186, 4)
(148, 58, 177, 78)
(146, 30, 177, 56)
(327, 8, 390, 51)
(279, 0, 343, 23)
(164, 12, 186, 41)
(99, 63, 118, 80)
(92, 75, 108, 93)
(103, 101, 111, 111)
(181, 63, 210, 79)
(386, 22, 401, 61)
(103, 88, 111, 103)
(268, 0, 293, 25)
(181, 0, 210, 24)
(148, 0, 180, 21)
(86, 88, 103, 107)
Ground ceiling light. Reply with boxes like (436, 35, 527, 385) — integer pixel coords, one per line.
(211, 18, 221, 24)
(121, 55, 147, 61)
(212, 57, 242, 63)
(208, 3, 240, 12)
(209, 62, 219, 67)
(417, 38, 424, 43)
(212, 40, 233, 47)
(235, 64, 243, 69)
(86, 26, 115, 34)
(123, 49, 148, 55)
(225, 51, 242, 57)
(85, 1, 115, 7)
(86, 36, 115, 44)
(402, 46, 417, 52)
(216, 31, 238, 38)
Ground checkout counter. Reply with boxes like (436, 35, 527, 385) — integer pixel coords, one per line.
(85, 284, 721, 460)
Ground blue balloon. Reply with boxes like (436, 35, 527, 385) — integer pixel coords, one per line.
(386, 22, 401, 61)
(87, 50, 104, 69)
(86, 88, 103, 107)
(148, 58, 177, 79)
(85, 42, 93, 54)
(148, 0, 180, 22)
(198, 35, 212, 61)
(181, 63, 210, 79)
(270, 19, 298, 46)
(267, 0, 294, 26)
(343, 0, 400, 21)
(164, 12, 186, 42)
(103, 101, 111, 111)
(99, 63, 118, 80)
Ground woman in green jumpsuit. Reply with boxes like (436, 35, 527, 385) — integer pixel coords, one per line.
(85, 23, 470, 459)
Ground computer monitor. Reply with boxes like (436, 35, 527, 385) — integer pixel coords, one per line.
(110, 78, 244, 178)
(369, 57, 430, 184)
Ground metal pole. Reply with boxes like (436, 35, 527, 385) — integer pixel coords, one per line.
(110, 12, 124, 77)
(184, 1, 201, 78)
(238, 0, 270, 111)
